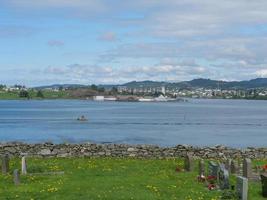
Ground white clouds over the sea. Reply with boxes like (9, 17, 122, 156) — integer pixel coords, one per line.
(40, 62, 209, 84)
(1, 0, 267, 85)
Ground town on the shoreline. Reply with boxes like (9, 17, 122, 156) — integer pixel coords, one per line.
(2, 78, 267, 100)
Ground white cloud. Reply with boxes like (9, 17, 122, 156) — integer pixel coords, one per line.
(2, 0, 267, 82)
(255, 69, 267, 78)
(41, 62, 210, 84)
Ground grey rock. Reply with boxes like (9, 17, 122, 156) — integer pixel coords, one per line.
(38, 149, 51, 156)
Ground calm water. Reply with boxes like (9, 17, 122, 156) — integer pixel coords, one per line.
(0, 99, 267, 147)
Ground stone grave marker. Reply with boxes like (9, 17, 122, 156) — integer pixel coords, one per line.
(198, 159, 205, 176)
(243, 158, 252, 178)
(218, 164, 230, 190)
(13, 169, 20, 186)
(260, 173, 267, 197)
(1, 154, 9, 175)
(230, 160, 239, 174)
(236, 176, 248, 200)
(208, 161, 219, 177)
(21, 156, 27, 175)
(184, 154, 194, 172)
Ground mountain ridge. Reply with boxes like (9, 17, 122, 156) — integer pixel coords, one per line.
(33, 78, 267, 90)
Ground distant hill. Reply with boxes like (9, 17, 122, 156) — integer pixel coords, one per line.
(121, 78, 267, 89)
(34, 84, 88, 90)
(225, 78, 267, 89)
(120, 78, 267, 89)
(122, 81, 167, 88)
(33, 78, 267, 90)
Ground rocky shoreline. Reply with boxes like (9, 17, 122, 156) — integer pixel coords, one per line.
(1, 143, 267, 159)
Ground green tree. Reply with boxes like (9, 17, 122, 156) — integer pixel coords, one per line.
(0, 85, 6, 90)
(19, 90, 30, 99)
(90, 84, 98, 91)
(36, 90, 44, 98)
(14, 85, 25, 90)
(98, 87, 105, 93)
(111, 87, 117, 94)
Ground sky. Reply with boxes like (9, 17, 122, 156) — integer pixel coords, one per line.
(1, 0, 267, 86)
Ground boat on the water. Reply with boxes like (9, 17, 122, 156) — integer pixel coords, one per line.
(77, 115, 88, 121)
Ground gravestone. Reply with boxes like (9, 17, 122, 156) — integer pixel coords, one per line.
(260, 173, 267, 197)
(198, 159, 205, 176)
(230, 160, 239, 174)
(1, 154, 9, 175)
(21, 156, 27, 175)
(243, 158, 252, 178)
(13, 169, 20, 186)
(208, 161, 219, 177)
(184, 154, 194, 172)
(218, 164, 230, 190)
(236, 176, 248, 200)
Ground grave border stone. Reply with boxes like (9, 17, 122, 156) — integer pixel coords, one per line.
(184, 154, 194, 172)
(218, 163, 230, 190)
(1, 154, 9, 175)
(236, 176, 248, 200)
(21, 156, 27, 175)
(13, 169, 20, 186)
(243, 158, 252, 179)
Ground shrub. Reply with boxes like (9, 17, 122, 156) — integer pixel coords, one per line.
(220, 190, 237, 200)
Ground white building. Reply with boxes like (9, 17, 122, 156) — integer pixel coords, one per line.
(94, 96, 105, 101)
(161, 86, 166, 95)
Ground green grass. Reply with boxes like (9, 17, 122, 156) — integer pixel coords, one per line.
(0, 91, 20, 99)
(0, 157, 265, 200)
(0, 90, 71, 100)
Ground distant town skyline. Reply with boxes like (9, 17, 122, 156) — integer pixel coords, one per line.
(1, 1, 267, 86)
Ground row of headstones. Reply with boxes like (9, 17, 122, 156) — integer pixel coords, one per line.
(184, 155, 267, 200)
(184, 155, 261, 179)
(1, 154, 27, 186)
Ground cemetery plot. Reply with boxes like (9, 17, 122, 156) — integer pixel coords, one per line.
(196, 158, 267, 199)
(0, 157, 267, 199)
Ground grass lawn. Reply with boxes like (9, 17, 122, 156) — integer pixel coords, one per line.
(0, 91, 20, 99)
(0, 158, 265, 200)
(0, 90, 71, 100)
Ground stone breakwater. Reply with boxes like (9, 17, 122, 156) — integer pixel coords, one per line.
(1, 143, 267, 159)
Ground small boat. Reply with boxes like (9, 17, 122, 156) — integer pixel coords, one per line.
(77, 115, 88, 121)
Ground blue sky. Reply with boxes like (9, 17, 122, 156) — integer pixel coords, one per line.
(1, 0, 267, 86)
